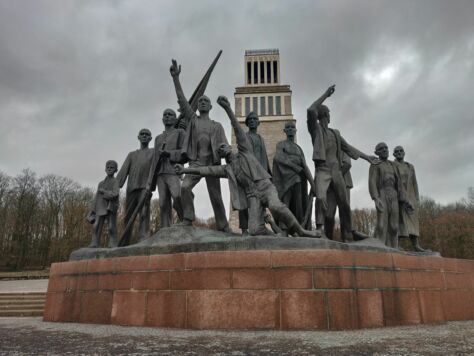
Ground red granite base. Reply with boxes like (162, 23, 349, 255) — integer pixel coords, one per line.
(43, 250, 474, 330)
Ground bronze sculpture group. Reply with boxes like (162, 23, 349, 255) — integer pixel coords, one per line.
(87, 53, 426, 252)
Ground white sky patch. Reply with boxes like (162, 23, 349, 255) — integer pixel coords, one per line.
(355, 43, 421, 99)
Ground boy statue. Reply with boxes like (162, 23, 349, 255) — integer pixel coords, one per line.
(88, 160, 119, 248)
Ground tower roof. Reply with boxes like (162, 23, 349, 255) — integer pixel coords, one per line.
(245, 49, 279, 56)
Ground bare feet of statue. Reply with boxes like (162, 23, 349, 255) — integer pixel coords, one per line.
(301, 228, 323, 238)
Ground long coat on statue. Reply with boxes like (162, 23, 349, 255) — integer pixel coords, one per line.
(393, 160, 420, 237)
(272, 139, 311, 229)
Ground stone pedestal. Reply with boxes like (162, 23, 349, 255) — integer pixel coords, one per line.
(44, 249, 474, 330)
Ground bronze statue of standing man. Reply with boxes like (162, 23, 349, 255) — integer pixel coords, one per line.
(117, 129, 154, 246)
(307, 85, 377, 241)
(170, 59, 230, 232)
(239, 111, 272, 235)
(273, 121, 316, 233)
(393, 146, 426, 252)
(146, 109, 185, 228)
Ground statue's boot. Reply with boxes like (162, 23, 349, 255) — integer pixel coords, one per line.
(410, 236, 427, 252)
(89, 237, 99, 248)
(108, 236, 118, 248)
(220, 225, 234, 234)
(352, 230, 370, 241)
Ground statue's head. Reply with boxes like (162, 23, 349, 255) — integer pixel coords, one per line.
(283, 121, 297, 138)
(162, 108, 177, 127)
(137, 128, 152, 145)
(245, 111, 260, 129)
(393, 146, 405, 160)
(318, 104, 330, 124)
(197, 95, 212, 114)
(105, 160, 118, 175)
(217, 143, 232, 160)
(374, 142, 389, 159)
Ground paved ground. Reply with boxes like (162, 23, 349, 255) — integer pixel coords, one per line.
(0, 317, 473, 355)
(0, 279, 48, 294)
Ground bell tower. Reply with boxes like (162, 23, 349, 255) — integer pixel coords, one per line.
(229, 49, 295, 231)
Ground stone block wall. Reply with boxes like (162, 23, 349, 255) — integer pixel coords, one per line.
(44, 250, 474, 330)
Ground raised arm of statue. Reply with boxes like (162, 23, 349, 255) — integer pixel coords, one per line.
(217, 95, 251, 153)
(170, 59, 195, 124)
(307, 85, 335, 119)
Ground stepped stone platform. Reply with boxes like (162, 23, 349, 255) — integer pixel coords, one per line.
(44, 227, 474, 330)
(0, 293, 46, 317)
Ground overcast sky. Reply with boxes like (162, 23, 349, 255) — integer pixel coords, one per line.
(1, 0, 473, 218)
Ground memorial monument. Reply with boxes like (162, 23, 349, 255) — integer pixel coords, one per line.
(43, 50, 473, 332)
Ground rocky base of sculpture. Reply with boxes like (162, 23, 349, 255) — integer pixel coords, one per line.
(43, 228, 473, 330)
(69, 226, 438, 260)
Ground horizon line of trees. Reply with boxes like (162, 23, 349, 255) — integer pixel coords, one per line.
(0, 168, 214, 271)
(0, 169, 472, 271)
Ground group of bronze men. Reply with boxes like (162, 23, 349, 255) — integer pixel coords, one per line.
(88, 60, 425, 253)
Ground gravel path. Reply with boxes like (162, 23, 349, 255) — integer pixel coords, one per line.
(0, 317, 473, 355)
